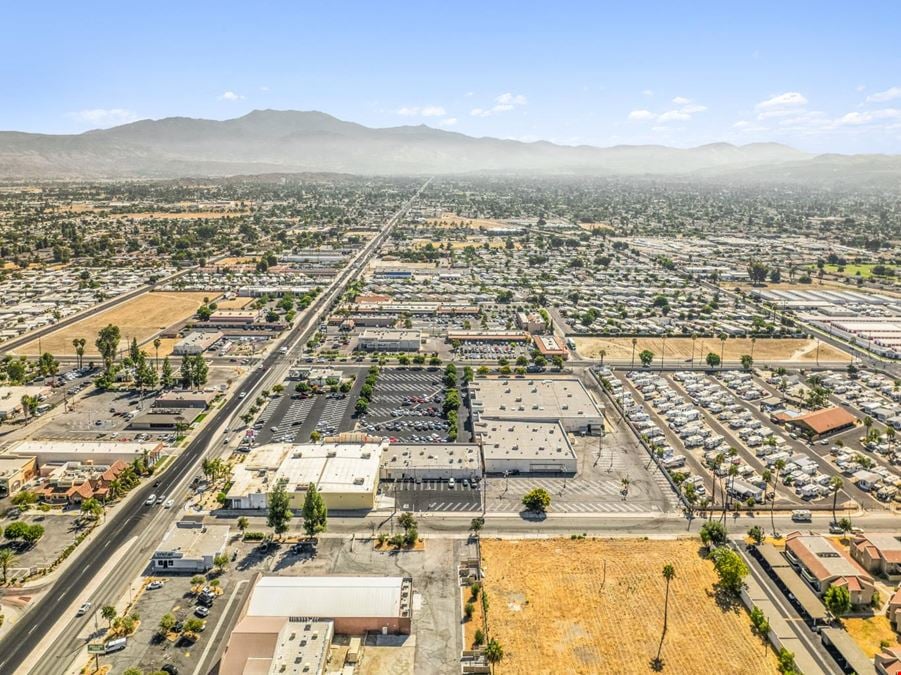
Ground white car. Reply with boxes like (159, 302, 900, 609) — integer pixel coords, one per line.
(163, 499, 175, 509)
(239, 392, 247, 399)
(76, 602, 92, 616)
(145, 494, 157, 506)
(156, 495, 167, 505)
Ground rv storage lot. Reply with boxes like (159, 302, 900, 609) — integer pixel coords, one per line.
(480, 538, 777, 675)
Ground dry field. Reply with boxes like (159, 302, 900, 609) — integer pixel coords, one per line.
(576, 221, 614, 231)
(411, 237, 521, 251)
(844, 615, 900, 658)
(480, 538, 777, 675)
(426, 212, 513, 231)
(215, 296, 255, 310)
(114, 210, 250, 220)
(214, 256, 258, 267)
(573, 336, 851, 364)
(15, 291, 211, 357)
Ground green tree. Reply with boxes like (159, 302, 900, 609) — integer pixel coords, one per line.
(95, 324, 121, 372)
(237, 516, 249, 534)
(747, 526, 764, 546)
(101, 605, 117, 628)
(638, 349, 655, 367)
(824, 585, 852, 617)
(160, 356, 175, 388)
(656, 564, 676, 665)
(485, 638, 504, 673)
(267, 480, 293, 538)
(158, 612, 176, 634)
(705, 352, 721, 368)
(710, 547, 748, 595)
(740, 354, 753, 371)
(213, 552, 229, 573)
(470, 517, 485, 537)
(522, 487, 551, 513)
(0, 547, 15, 583)
(301, 483, 328, 538)
(700, 520, 727, 548)
(38, 352, 59, 377)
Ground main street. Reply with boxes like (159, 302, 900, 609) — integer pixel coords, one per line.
(0, 180, 430, 675)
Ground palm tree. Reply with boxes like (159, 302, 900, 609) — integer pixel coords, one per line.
(153, 337, 162, 374)
(656, 564, 676, 664)
(710, 453, 724, 517)
(101, 605, 117, 628)
(630, 338, 638, 370)
(829, 475, 843, 524)
(719, 333, 727, 368)
(599, 349, 606, 366)
(484, 638, 504, 673)
(690, 333, 698, 368)
(770, 459, 785, 536)
(750, 336, 757, 361)
(0, 547, 15, 583)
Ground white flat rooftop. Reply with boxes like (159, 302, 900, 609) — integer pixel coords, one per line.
(247, 576, 405, 619)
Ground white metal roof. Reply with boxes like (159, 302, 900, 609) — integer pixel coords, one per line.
(247, 576, 404, 618)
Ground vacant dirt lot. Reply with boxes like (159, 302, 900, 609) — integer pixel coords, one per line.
(480, 538, 777, 675)
(16, 291, 211, 357)
(573, 336, 852, 364)
(215, 296, 255, 309)
(426, 212, 513, 231)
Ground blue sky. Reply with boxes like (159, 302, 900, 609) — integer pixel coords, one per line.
(3, 1, 901, 153)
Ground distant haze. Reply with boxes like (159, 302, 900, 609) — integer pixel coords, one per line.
(1, 109, 899, 187)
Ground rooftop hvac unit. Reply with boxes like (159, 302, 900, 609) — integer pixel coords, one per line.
(361, 452, 371, 459)
(562, 405, 569, 410)
(353, 477, 365, 485)
(326, 451, 336, 458)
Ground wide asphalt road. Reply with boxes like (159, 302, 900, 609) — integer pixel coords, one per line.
(0, 181, 429, 674)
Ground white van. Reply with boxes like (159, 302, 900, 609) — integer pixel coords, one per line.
(104, 637, 127, 654)
(790, 509, 812, 522)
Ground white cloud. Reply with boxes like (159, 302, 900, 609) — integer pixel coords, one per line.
(67, 108, 138, 127)
(259, 85, 270, 92)
(657, 110, 691, 122)
(628, 98, 707, 124)
(470, 92, 527, 117)
(396, 105, 446, 117)
(218, 91, 244, 101)
(755, 91, 807, 111)
(642, 89, 654, 97)
(836, 108, 901, 126)
(866, 86, 901, 103)
(627, 109, 656, 121)
(438, 117, 458, 126)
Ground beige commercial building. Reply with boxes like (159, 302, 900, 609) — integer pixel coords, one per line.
(358, 329, 422, 352)
(225, 440, 386, 511)
(0, 455, 38, 495)
(477, 420, 577, 474)
(380, 443, 481, 480)
(469, 376, 605, 435)
(172, 330, 223, 355)
(6, 440, 164, 467)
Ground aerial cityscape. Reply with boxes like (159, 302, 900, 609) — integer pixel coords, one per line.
(0, 3, 899, 675)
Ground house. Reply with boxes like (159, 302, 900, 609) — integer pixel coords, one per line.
(774, 406, 857, 438)
(876, 646, 901, 675)
(785, 532, 876, 606)
(851, 534, 901, 578)
(888, 588, 901, 633)
(34, 460, 129, 505)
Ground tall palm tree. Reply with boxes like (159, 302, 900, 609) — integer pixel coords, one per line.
(0, 547, 15, 583)
(484, 638, 504, 674)
(750, 336, 757, 361)
(630, 338, 638, 370)
(710, 453, 724, 518)
(656, 564, 676, 664)
(719, 334, 727, 369)
(690, 333, 698, 368)
(153, 337, 162, 374)
(829, 475, 843, 524)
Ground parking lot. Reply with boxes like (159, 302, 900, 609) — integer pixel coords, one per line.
(391, 480, 482, 513)
(0, 511, 82, 580)
(357, 368, 469, 443)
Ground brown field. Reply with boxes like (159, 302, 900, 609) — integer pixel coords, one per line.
(411, 237, 521, 251)
(573, 336, 852, 364)
(215, 296, 255, 310)
(15, 291, 211, 357)
(426, 212, 513, 231)
(481, 538, 777, 675)
(576, 221, 614, 231)
(844, 615, 900, 658)
(117, 211, 250, 219)
(214, 256, 258, 267)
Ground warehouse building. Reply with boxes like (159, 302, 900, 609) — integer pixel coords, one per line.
(220, 616, 333, 675)
(358, 329, 422, 352)
(225, 440, 386, 511)
(477, 420, 577, 474)
(242, 575, 413, 634)
(172, 330, 223, 355)
(151, 521, 230, 573)
(6, 440, 164, 467)
(380, 443, 481, 480)
(469, 377, 605, 434)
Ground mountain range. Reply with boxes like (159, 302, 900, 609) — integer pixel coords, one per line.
(1, 109, 899, 186)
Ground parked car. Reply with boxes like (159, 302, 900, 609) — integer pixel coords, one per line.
(194, 606, 210, 618)
(147, 580, 164, 590)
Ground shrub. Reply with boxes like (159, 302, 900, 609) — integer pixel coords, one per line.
(242, 531, 266, 541)
(470, 582, 481, 599)
(473, 628, 484, 646)
(464, 602, 474, 619)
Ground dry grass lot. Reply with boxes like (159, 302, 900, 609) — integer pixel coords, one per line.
(844, 615, 900, 658)
(480, 538, 778, 675)
(215, 296, 255, 309)
(573, 336, 852, 364)
(411, 237, 521, 250)
(426, 212, 513, 230)
(15, 291, 212, 357)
